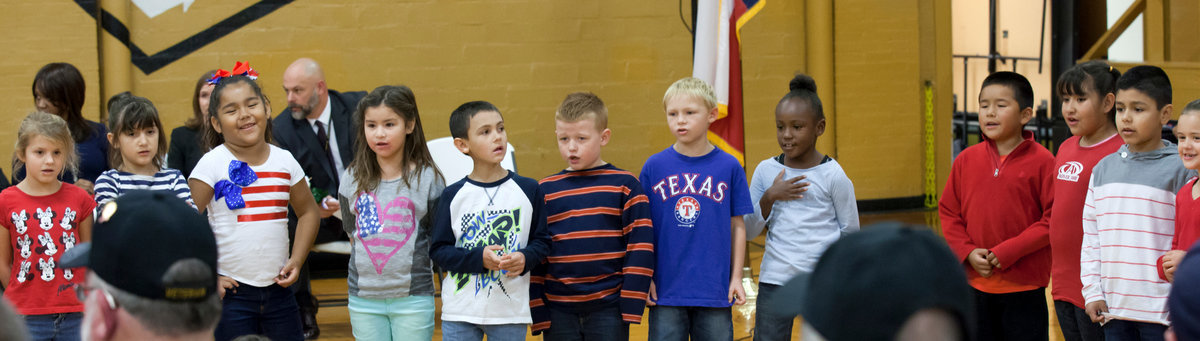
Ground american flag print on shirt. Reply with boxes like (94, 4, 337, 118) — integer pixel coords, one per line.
(234, 171, 292, 223)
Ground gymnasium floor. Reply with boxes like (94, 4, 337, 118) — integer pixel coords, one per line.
(310, 209, 1064, 340)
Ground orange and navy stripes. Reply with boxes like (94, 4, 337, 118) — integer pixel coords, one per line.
(552, 229, 623, 242)
(543, 185, 625, 201)
(530, 164, 655, 333)
(623, 266, 653, 277)
(546, 207, 622, 224)
(544, 272, 621, 285)
(544, 287, 621, 303)
(623, 218, 651, 235)
(626, 242, 653, 252)
(547, 251, 626, 263)
(538, 169, 635, 184)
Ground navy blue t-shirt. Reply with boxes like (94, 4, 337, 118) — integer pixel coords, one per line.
(639, 146, 752, 307)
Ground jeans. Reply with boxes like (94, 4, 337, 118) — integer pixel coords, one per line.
(215, 282, 304, 341)
(1104, 319, 1166, 341)
(1054, 300, 1105, 341)
(754, 283, 797, 341)
(648, 305, 733, 341)
(348, 295, 435, 341)
(440, 320, 527, 341)
(543, 304, 629, 341)
(972, 288, 1048, 341)
(24, 313, 81, 341)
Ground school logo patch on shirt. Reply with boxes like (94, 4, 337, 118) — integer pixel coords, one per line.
(674, 196, 700, 227)
(1058, 161, 1083, 182)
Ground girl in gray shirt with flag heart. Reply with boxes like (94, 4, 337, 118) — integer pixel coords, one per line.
(338, 85, 445, 341)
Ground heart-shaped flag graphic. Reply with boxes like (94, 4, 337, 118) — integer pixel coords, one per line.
(354, 193, 417, 274)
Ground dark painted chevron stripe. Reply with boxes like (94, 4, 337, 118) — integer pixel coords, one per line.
(74, 0, 293, 74)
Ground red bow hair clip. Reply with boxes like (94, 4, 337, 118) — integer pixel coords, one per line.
(207, 61, 260, 84)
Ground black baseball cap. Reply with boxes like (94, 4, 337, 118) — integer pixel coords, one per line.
(61, 190, 217, 301)
(768, 222, 975, 341)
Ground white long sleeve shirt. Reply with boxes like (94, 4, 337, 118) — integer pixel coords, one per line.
(1081, 142, 1194, 325)
(745, 156, 859, 285)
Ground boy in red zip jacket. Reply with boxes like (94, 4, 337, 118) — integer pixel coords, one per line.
(940, 71, 1055, 341)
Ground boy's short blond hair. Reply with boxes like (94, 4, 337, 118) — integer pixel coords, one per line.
(556, 92, 608, 130)
(663, 77, 718, 111)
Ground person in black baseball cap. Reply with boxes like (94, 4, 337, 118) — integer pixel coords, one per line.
(61, 190, 220, 341)
(767, 222, 975, 341)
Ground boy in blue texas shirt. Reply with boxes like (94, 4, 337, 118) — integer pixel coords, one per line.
(640, 77, 754, 340)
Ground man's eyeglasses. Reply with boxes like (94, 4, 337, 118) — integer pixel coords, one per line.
(73, 283, 118, 310)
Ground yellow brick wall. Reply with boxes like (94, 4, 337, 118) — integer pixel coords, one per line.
(741, 0, 806, 178)
(1112, 61, 1200, 117)
(0, 1, 953, 202)
(745, 0, 954, 201)
(0, 2, 101, 176)
(122, 0, 703, 182)
(831, 0, 951, 200)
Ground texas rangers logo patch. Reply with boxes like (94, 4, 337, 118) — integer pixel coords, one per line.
(674, 196, 700, 227)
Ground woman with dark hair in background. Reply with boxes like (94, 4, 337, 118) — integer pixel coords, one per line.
(168, 70, 217, 178)
(16, 62, 108, 194)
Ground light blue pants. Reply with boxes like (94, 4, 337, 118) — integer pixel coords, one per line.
(347, 295, 435, 341)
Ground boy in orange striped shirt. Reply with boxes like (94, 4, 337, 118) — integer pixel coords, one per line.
(531, 92, 655, 340)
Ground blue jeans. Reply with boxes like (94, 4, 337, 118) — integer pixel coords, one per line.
(24, 313, 81, 341)
(215, 282, 303, 341)
(754, 283, 797, 341)
(1104, 319, 1166, 341)
(441, 320, 527, 341)
(544, 304, 629, 341)
(648, 306, 733, 341)
(347, 295, 435, 341)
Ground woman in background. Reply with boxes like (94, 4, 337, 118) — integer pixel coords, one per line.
(16, 62, 108, 194)
(168, 70, 217, 178)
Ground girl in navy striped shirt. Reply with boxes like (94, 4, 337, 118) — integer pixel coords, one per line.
(93, 95, 193, 208)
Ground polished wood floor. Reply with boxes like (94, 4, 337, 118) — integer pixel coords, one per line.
(311, 209, 1066, 340)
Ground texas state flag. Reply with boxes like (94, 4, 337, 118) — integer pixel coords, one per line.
(693, 0, 763, 167)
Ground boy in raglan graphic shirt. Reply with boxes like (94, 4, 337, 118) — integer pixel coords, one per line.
(429, 101, 551, 340)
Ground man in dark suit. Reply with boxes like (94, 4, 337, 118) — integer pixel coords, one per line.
(272, 58, 365, 339)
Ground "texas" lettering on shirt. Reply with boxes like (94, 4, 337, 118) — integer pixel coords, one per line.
(650, 173, 729, 203)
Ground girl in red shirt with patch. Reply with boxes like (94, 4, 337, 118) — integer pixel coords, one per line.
(1049, 61, 1122, 341)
